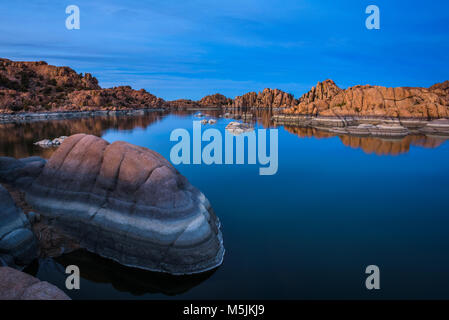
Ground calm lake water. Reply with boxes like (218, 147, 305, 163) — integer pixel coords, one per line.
(2, 110, 449, 299)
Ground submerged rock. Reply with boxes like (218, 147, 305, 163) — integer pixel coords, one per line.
(0, 267, 70, 300)
(0, 185, 38, 268)
(26, 134, 224, 275)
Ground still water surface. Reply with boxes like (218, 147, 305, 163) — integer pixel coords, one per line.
(1, 110, 449, 299)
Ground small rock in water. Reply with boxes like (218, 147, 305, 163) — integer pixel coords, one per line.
(225, 121, 254, 135)
(34, 139, 52, 147)
(34, 136, 67, 148)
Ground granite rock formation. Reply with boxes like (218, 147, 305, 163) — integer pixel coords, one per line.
(198, 94, 232, 107)
(283, 80, 449, 119)
(0, 266, 70, 300)
(0, 156, 47, 189)
(167, 94, 232, 109)
(0, 58, 166, 113)
(0, 185, 38, 268)
(25, 134, 224, 274)
(232, 88, 297, 109)
(167, 99, 201, 109)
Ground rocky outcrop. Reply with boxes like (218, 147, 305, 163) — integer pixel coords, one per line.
(284, 80, 449, 119)
(198, 94, 232, 107)
(167, 99, 201, 109)
(0, 58, 166, 113)
(0, 267, 70, 300)
(232, 88, 297, 109)
(168, 94, 232, 109)
(25, 134, 224, 275)
(65, 86, 166, 111)
(0, 185, 37, 268)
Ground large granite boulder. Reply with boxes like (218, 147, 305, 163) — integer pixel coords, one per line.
(0, 266, 70, 300)
(26, 134, 224, 275)
(0, 185, 38, 268)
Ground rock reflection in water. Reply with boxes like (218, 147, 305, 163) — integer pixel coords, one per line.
(1, 109, 447, 159)
(284, 126, 447, 156)
(0, 111, 166, 158)
(53, 249, 217, 296)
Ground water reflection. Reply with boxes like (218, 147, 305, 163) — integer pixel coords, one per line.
(24, 249, 216, 297)
(284, 126, 447, 156)
(0, 109, 447, 159)
(56, 250, 216, 296)
(0, 111, 166, 158)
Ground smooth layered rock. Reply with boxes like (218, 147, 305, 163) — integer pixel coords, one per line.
(0, 185, 38, 268)
(0, 267, 70, 300)
(26, 134, 224, 274)
(0, 156, 46, 189)
(420, 118, 449, 136)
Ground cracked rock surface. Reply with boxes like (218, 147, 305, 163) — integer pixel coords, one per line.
(26, 134, 224, 274)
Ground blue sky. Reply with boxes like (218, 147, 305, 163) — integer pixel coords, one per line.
(1, 0, 448, 100)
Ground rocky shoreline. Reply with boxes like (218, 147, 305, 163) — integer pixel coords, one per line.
(0, 108, 165, 124)
(272, 114, 449, 138)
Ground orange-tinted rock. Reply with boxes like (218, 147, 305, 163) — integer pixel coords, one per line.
(284, 80, 449, 119)
(0, 58, 166, 113)
(168, 94, 232, 109)
(232, 88, 297, 108)
(198, 93, 232, 107)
